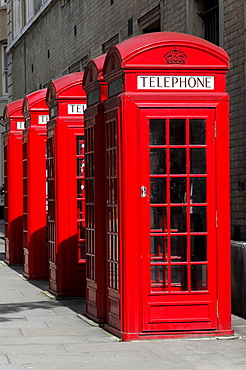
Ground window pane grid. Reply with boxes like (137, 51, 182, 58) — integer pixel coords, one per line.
(85, 126, 95, 280)
(106, 119, 119, 291)
(23, 141, 28, 249)
(47, 137, 55, 263)
(76, 135, 86, 262)
(149, 117, 208, 293)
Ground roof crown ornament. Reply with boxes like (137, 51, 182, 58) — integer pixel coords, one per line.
(164, 47, 188, 64)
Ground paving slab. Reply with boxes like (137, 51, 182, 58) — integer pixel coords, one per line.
(0, 223, 246, 369)
(23, 363, 105, 370)
(0, 366, 24, 370)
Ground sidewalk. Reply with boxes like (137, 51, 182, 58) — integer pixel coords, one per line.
(0, 221, 246, 369)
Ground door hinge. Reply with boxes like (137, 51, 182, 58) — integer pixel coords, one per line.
(216, 210, 218, 228)
(216, 300, 219, 318)
(214, 121, 217, 138)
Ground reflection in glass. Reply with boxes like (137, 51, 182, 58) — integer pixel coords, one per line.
(171, 265, 188, 291)
(190, 206, 206, 232)
(171, 236, 187, 262)
(191, 265, 207, 290)
(170, 119, 186, 145)
(151, 265, 168, 290)
(150, 149, 166, 174)
(150, 119, 166, 145)
(190, 177, 206, 204)
(107, 152, 111, 176)
(108, 207, 112, 232)
(190, 148, 206, 174)
(170, 178, 186, 203)
(190, 119, 206, 145)
(111, 178, 118, 204)
(171, 206, 186, 232)
(77, 179, 83, 197)
(150, 178, 166, 204)
(77, 200, 82, 212)
(77, 136, 84, 155)
(170, 149, 186, 174)
(150, 236, 167, 262)
(191, 235, 207, 261)
(77, 159, 84, 176)
(150, 207, 167, 231)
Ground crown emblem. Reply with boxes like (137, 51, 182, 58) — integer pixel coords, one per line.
(164, 48, 187, 64)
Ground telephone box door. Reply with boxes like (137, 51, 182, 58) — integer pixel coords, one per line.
(140, 107, 217, 332)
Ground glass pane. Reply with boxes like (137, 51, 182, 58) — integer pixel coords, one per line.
(171, 265, 188, 291)
(77, 136, 84, 155)
(191, 265, 207, 290)
(150, 119, 166, 145)
(171, 206, 186, 232)
(171, 236, 187, 262)
(150, 178, 166, 204)
(190, 119, 206, 145)
(190, 148, 206, 174)
(170, 119, 186, 145)
(191, 235, 207, 261)
(77, 159, 84, 177)
(150, 149, 166, 174)
(151, 265, 168, 290)
(190, 206, 206, 232)
(170, 149, 186, 174)
(170, 178, 186, 203)
(77, 200, 82, 212)
(108, 207, 112, 232)
(190, 177, 206, 204)
(112, 150, 117, 176)
(107, 152, 111, 176)
(77, 179, 83, 197)
(150, 236, 167, 262)
(150, 207, 167, 231)
(112, 178, 118, 204)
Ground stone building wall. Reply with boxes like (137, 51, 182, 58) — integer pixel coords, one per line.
(10, 0, 162, 99)
(224, 1, 246, 241)
(7, 0, 246, 241)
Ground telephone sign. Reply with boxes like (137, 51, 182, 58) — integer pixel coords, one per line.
(38, 115, 49, 124)
(67, 103, 86, 114)
(137, 75, 214, 90)
(17, 121, 25, 130)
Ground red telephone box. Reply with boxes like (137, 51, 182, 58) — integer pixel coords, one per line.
(22, 89, 49, 279)
(101, 32, 233, 340)
(82, 54, 107, 322)
(46, 72, 87, 297)
(3, 99, 25, 264)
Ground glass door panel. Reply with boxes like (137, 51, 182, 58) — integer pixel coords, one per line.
(140, 108, 217, 331)
(149, 116, 208, 293)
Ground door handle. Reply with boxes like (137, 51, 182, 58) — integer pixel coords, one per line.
(141, 186, 147, 198)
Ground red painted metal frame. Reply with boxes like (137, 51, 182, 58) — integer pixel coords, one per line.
(3, 99, 25, 264)
(83, 54, 107, 322)
(100, 32, 233, 340)
(46, 72, 86, 297)
(22, 89, 49, 279)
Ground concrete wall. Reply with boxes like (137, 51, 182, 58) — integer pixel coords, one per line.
(231, 241, 246, 318)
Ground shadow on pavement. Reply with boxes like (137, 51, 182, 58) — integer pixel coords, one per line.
(0, 261, 86, 316)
